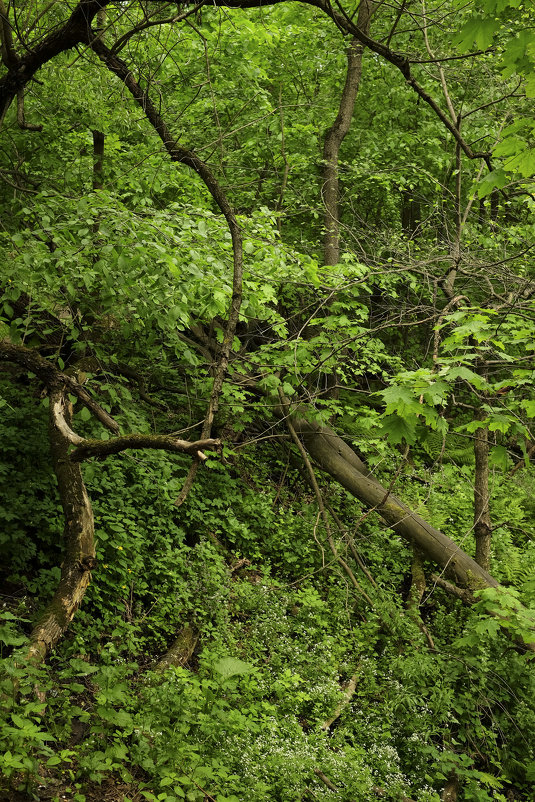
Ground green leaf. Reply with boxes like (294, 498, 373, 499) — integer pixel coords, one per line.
(380, 385, 422, 417)
(477, 168, 508, 198)
(213, 657, 254, 680)
(522, 399, 535, 416)
(79, 406, 92, 422)
(444, 366, 486, 389)
(0, 624, 27, 646)
(379, 414, 417, 445)
(488, 445, 510, 470)
(282, 382, 295, 396)
(68, 658, 99, 675)
(455, 18, 496, 51)
(488, 413, 512, 434)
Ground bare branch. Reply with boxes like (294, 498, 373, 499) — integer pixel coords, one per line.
(16, 89, 42, 130)
(430, 574, 475, 604)
(70, 434, 220, 462)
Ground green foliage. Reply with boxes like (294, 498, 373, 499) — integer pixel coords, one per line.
(2, 1, 535, 800)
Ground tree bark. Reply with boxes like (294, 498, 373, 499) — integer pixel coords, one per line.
(441, 772, 459, 802)
(26, 389, 96, 662)
(155, 625, 198, 672)
(288, 413, 498, 591)
(92, 130, 104, 190)
(408, 545, 435, 649)
(322, 1, 371, 265)
(69, 433, 219, 462)
(474, 423, 492, 572)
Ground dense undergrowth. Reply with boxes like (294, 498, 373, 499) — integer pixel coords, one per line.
(1, 379, 535, 802)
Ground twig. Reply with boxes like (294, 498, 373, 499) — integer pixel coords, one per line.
(325, 501, 378, 587)
(314, 769, 339, 791)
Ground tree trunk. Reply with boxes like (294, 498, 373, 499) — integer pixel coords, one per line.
(92, 130, 104, 189)
(26, 389, 96, 662)
(441, 772, 459, 801)
(474, 424, 492, 572)
(290, 414, 498, 591)
(156, 625, 198, 672)
(322, 1, 372, 265)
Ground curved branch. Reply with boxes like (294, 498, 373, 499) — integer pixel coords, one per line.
(70, 434, 220, 462)
(16, 89, 43, 130)
(0, 0, 113, 123)
(0, 342, 120, 433)
(89, 38, 244, 502)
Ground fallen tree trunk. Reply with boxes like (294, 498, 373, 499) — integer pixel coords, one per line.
(155, 625, 198, 673)
(286, 411, 535, 651)
(288, 415, 498, 591)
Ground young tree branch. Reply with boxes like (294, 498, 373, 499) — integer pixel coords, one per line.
(89, 37, 244, 505)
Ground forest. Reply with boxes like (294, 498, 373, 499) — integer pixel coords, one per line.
(1, 0, 535, 800)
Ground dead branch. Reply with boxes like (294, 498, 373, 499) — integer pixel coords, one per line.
(70, 434, 219, 462)
(314, 770, 339, 791)
(325, 500, 378, 588)
(321, 671, 359, 730)
(430, 574, 475, 604)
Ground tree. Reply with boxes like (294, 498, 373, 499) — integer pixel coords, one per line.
(2, 1, 535, 799)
